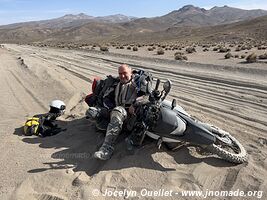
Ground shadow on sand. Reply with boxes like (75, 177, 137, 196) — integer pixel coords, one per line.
(14, 117, 237, 176)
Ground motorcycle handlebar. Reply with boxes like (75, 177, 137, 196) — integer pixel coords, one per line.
(155, 79, 160, 91)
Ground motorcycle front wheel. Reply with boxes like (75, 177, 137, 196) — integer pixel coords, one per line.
(207, 127, 248, 164)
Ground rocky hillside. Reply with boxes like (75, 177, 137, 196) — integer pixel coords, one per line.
(0, 5, 266, 43)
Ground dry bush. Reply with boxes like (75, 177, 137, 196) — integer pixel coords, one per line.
(213, 47, 219, 51)
(202, 44, 210, 48)
(133, 46, 138, 51)
(246, 53, 257, 63)
(147, 47, 154, 51)
(224, 52, 233, 59)
(258, 53, 267, 59)
(172, 46, 179, 50)
(258, 46, 267, 50)
(127, 46, 131, 50)
(241, 55, 246, 59)
(119, 46, 124, 49)
(234, 55, 239, 58)
(157, 48, 165, 55)
(235, 47, 241, 51)
(219, 47, 230, 53)
(174, 51, 184, 56)
(186, 47, 196, 53)
(241, 45, 252, 50)
(174, 54, 188, 61)
(203, 48, 209, 52)
(100, 46, 109, 51)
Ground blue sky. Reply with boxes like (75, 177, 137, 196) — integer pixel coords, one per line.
(0, 0, 267, 25)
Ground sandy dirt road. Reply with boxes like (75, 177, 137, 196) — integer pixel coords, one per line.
(0, 44, 266, 199)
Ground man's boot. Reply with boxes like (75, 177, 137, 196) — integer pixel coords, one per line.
(94, 143, 115, 160)
(94, 107, 126, 160)
(94, 122, 121, 160)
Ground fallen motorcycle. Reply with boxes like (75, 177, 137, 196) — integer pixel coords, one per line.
(128, 79, 248, 164)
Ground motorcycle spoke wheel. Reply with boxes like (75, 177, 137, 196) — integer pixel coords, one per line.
(208, 129, 248, 164)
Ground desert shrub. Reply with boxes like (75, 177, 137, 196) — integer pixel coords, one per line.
(246, 53, 257, 63)
(172, 46, 178, 50)
(246, 45, 252, 50)
(174, 51, 184, 56)
(147, 47, 154, 51)
(186, 47, 196, 53)
(224, 52, 233, 59)
(174, 54, 188, 61)
(213, 47, 219, 51)
(119, 46, 124, 49)
(219, 47, 230, 53)
(100, 46, 109, 51)
(235, 47, 241, 51)
(258, 53, 267, 59)
(157, 48, 165, 55)
(241, 45, 252, 50)
(203, 48, 209, 52)
(241, 55, 246, 59)
(241, 46, 246, 50)
(133, 46, 138, 51)
(258, 46, 266, 50)
(127, 46, 131, 50)
(234, 55, 239, 58)
(116, 46, 119, 49)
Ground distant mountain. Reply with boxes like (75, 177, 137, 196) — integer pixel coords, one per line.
(115, 14, 267, 43)
(0, 13, 136, 29)
(0, 5, 267, 43)
(120, 5, 267, 32)
(95, 14, 137, 23)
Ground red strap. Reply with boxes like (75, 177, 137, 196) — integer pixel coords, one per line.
(92, 77, 101, 92)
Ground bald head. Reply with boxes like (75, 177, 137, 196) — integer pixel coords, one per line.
(118, 64, 132, 83)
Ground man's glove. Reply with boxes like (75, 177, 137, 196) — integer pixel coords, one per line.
(85, 107, 101, 119)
